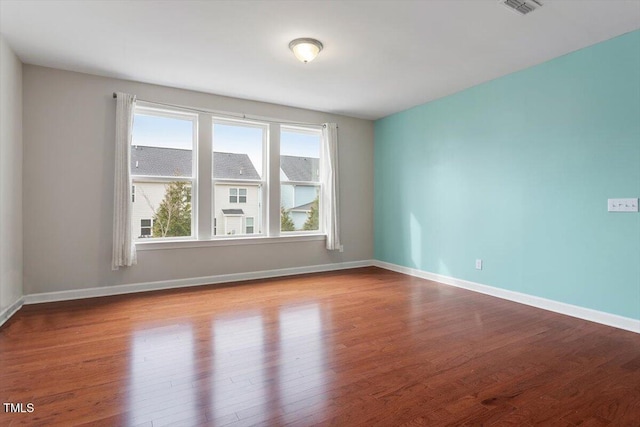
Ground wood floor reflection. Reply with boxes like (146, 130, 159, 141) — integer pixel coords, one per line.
(1, 267, 639, 426)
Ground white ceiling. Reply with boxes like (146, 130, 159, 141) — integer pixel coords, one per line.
(1, 0, 639, 120)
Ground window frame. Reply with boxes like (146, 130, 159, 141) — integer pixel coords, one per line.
(212, 117, 267, 239)
(245, 216, 255, 234)
(228, 187, 248, 204)
(132, 104, 327, 250)
(131, 104, 198, 242)
(279, 125, 323, 235)
(140, 218, 153, 238)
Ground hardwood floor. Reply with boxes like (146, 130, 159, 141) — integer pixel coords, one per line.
(1, 267, 639, 426)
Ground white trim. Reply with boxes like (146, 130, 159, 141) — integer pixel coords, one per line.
(0, 296, 24, 328)
(373, 260, 640, 334)
(136, 233, 326, 251)
(134, 98, 324, 128)
(281, 124, 323, 136)
(135, 102, 200, 120)
(23, 260, 374, 305)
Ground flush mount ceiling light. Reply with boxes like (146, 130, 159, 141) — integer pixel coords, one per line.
(289, 38, 323, 63)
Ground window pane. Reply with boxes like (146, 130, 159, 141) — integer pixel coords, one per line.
(131, 109, 195, 241)
(281, 185, 320, 232)
(213, 123, 263, 179)
(132, 181, 192, 239)
(280, 128, 321, 232)
(281, 129, 320, 182)
(132, 112, 194, 178)
(214, 183, 262, 236)
(212, 121, 265, 237)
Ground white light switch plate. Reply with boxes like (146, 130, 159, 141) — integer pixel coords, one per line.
(608, 198, 639, 212)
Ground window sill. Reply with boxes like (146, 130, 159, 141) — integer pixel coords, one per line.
(135, 234, 326, 251)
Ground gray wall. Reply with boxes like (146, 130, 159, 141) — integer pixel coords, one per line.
(22, 65, 374, 295)
(0, 36, 23, 312)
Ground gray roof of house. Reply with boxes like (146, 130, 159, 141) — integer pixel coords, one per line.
(131, 145, 192, 177)
(130, 146, 260, 179)
(280, 155, 319, 182)
(222, 209, 244, 215)
(214, 152, 260, 179)
(290, 201, 314, 211)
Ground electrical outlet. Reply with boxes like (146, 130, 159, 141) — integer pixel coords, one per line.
(475, 259, 483, 270)
(608, 198, 639, 212)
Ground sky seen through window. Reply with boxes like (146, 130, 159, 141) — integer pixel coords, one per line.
(132, 114, 321, 177)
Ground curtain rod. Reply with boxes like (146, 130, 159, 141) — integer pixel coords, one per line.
(112, 92, 327, 128)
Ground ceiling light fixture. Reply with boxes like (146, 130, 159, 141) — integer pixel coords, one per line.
(289, 38, 323, 63)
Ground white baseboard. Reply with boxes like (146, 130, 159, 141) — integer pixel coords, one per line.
(23, 260, 374, 305)
(0, 296, 24, 328)
(372, 260, 640, 334)
(18, 259, 639, 334)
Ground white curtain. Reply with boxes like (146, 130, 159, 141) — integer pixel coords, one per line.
(112, 92, 137, 270)
(321, 123, 341, 251)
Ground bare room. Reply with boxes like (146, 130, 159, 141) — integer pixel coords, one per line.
(1, 1, 639, 425)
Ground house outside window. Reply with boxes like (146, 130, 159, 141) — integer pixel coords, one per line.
(130, 102, 325, 244)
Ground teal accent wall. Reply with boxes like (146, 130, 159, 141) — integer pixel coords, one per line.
(374, 30, 640, 320)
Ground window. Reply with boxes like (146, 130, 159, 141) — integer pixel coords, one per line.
(130, 105, 196, 241)
(130, 102, 326, 245)
(280, 127, 322, 232)
(229, 188, 247, 204)
(213, 120, 265, 237)
(140, 219, 152, 237)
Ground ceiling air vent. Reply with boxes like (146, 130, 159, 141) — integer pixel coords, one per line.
(501, 0, 542, 15)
